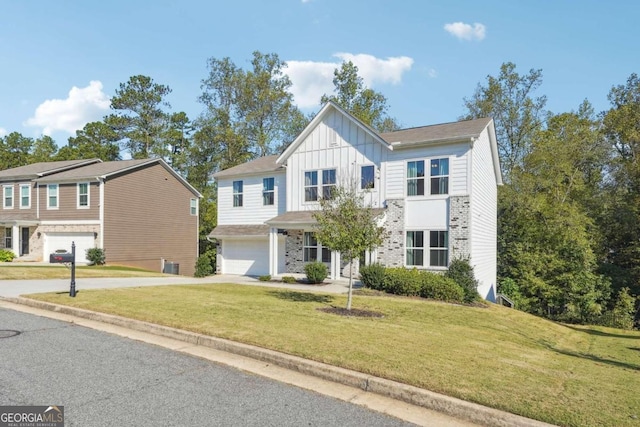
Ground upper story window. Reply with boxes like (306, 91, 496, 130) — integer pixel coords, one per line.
(47, 184, 58, 209)
(407, 158, 449, 196)
(406, 230, 449, 267)
(77, 183, 90, 208)
(304, 169, 336, 202)
(190, 198, 198, 216)
(3, 186, 13, 209)
(233, 180, 243, 207)
(20, 185, 30, 209)
(263, 177, 275, 206)
(361, 165, 375, 189)
(430, 159, 449, 195)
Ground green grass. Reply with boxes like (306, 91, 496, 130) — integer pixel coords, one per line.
(0, 265, 164, 279)
(26, 284, 640, 427)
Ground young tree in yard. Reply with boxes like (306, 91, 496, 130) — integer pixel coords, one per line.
(313, 186, 387, 310)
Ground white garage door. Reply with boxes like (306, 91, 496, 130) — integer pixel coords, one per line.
(44, 232, 96, 264)
(223, 238, 285, 276)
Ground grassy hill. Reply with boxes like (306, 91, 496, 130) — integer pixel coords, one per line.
(27, 283, 640, 426)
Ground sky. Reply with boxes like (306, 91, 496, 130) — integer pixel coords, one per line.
(1, 0, 638, 146)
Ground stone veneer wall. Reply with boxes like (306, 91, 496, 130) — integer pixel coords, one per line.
(285, 229, 305, 274)
(376, 199, 405, 267)
(449, 195, 471, 260)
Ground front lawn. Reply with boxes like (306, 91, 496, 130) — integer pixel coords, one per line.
(26, 284, 640, 427)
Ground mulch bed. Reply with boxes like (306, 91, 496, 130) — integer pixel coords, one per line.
(317, 306, 384, 318)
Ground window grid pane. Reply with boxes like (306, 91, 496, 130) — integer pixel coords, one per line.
(263, 178, 275, 206)
(361, 165, 375, 189)
(4, 187, 13, 208)
(20, 186, 29, 207)
(48, 185, 58, 208)
(233, 181, 243, 207)
(406, 231, 424, 266)
(304, 171, 318, 202)
(429, 231, 449, 267)
(430, 159, 449, 195)
(407, 161, 425, 196)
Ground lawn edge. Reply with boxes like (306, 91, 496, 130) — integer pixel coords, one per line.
(2, 295, 555, 427)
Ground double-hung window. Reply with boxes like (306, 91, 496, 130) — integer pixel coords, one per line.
(77, 183, 89, 208)
(190, 198, 198, 216)
(304, 169, 336, 202)
(20, 185, 30, 209)
(303, 232, 330, 263)
(304, 171, 318, 202)
(322, 169, 336, 199)
(47, 184, 58, 209)
(406, 230, 449, 267)
(3, 186, 13, 209)
(361, 165, 375, 189)
(407, 161, 425, 196)
(5, 228, 12, 249)
(232, 180, 243, 207)
(263, 177, 275, 206)
(430, 158, 449, 195)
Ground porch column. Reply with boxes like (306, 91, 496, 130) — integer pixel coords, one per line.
(268, 227, 278, 276)
(11, 225, 19, 255)
(330, 251, 341, 280)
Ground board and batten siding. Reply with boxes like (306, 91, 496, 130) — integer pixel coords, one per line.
(103, 163, 199, 276)
(38, 182, 99, 221)
(217, 172, 285, 225)
(285, 109, 388, 211)
(470, 128, 498, 301)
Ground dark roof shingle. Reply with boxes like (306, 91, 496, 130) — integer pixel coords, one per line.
(213, 155, 283, 179)
(380, 117, 492, 147)
(0, 159, 100, 180)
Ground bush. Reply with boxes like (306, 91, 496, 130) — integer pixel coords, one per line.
(0, 249, 15, 262)
(86, 248, 105, 265)
(258, 275, 271, 282)
(383, 267, 423, 296)
(282, 276, 297, 284)
(305, 262, 328, 284)
(445, 258, 480, 303)
(194, 250, 215, 277)
(359, 263, 386, 290)
(420, 272, 464, 302)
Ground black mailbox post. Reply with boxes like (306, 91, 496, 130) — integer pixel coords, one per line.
(49, 242, 77, 297)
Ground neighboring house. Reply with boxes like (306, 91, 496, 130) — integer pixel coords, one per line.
(0, 158, 201, 276)
(209, 101, 502, 300)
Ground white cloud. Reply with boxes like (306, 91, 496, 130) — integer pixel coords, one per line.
(0, 127, 7, 137)
(25, 81, 110, 135)
(427, 68, 438, 78)
(285, 53, 413, 109)
(444, 22, 486, 41)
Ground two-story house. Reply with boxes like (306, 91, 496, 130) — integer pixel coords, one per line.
(209, 101, 502, 300)
(0, 158, 201, 276)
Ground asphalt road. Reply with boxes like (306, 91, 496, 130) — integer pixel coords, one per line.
(0, 308, 413, 427)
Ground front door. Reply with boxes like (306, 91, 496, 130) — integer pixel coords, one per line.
(20, 227, 29, 256)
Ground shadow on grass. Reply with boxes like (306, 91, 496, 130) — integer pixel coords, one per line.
(563, 324, 640, 339)
(269, 290, 334, 304)
(541, 341, 640, 371)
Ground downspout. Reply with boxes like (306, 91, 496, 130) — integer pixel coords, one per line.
(99, 178, 105, 249)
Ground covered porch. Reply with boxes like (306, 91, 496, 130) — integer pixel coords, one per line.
(0, 220, 40, 260)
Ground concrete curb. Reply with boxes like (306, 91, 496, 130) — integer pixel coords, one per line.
(3, 296, 554, 427)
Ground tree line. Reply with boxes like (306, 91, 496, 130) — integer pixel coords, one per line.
(1, 52, 638, 327)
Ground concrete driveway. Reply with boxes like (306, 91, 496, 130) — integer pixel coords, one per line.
(0, 273, 356, 298)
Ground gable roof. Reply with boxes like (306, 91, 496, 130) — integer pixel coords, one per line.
(276, 101, 393, 165)
(213, 155, 283, 179)
(379, 117, 493, 147)
(35, 158, 202, 197)
(0, 159, 101, 181)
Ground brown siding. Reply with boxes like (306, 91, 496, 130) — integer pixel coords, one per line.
(0, 180, 37, 221)
(38, 182, 100, 221)
(103, 163, 198, 276)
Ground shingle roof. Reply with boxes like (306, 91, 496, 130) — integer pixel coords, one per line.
(0, 159, 101, 181)
(208, 224, 270, 238)
(379, 117, 492, 147)
(34, 159, 155, 182)
(213, 155, 283, 179)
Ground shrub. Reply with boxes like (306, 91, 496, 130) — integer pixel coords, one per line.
(194, 250, 215, 277)
(86, 248, 105, 265)
(383, 267, 422, 296)
(359, 263, 386, 290)
(445, 258, 480, 303)
(282, 276, 297, 284)
(420, 272, 464, 302)
(305, 262, 328, 284)
(258, 275, 271, 282)
(0, 249, 16, 262)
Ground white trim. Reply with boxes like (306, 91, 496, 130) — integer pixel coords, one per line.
(47, 184, 59, 210)
(99, 179, 104, 249)
(39, 220, 101, 225)
(19, 184, 30, 209)
(2, 185, 13, 209)
(77, 182, 90, 209)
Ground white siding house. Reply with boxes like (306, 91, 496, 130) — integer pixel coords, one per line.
(210, 101, 502, 300)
